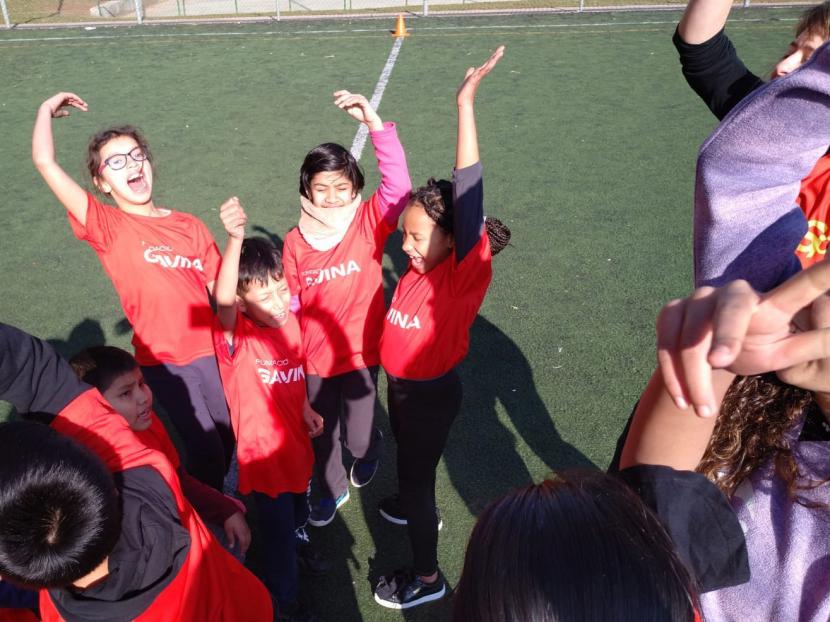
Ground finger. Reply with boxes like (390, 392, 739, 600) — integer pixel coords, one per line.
(240, 531, 251, 555)
(477, 45, 505, 75)
(768, 327, 830, 371)
(54, 110, 70, 118)
(765, 259, 830, 316)
(225, 528, 236, 549)
(678, 289, 718, 417)
(332, 90, 352, 98)
(707, 279, 759, 368)
(656, 298, 689, 409)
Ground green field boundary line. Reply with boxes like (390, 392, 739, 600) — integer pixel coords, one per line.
(0, 3, 809, 30)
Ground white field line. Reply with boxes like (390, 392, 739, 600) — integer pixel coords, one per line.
(0, 16, 797, 43)
(350, 35, 403, 160)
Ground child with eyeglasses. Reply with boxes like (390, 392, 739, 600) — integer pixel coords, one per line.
(32, 92, 234, 492)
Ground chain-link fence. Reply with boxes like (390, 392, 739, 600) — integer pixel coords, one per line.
(0, 0, 812, 26)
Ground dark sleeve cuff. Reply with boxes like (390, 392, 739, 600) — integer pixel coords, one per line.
(619, 464, 750, 592)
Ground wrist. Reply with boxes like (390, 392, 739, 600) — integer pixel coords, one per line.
(367, 118, 384, 132)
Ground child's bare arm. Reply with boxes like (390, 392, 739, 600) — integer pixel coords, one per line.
(456, 46, 503, 170)
(32, 93, 91, 226)
(215, 197, 247, 338)
(677, 0, 733, 45)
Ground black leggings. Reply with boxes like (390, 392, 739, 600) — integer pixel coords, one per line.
(388, 369, 462, 576)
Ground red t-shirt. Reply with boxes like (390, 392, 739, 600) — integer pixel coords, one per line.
(380, 235, 493, 380)
(68, 194, 221, 366)
(283, 194, 395, 377)
(42, 389, 272, 622)
(213, 311, 313, 497)
(796, 154, 830, 267)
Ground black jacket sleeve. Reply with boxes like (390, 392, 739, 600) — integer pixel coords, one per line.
(0, 323, 87, 417)
(673, 27, 765, 120)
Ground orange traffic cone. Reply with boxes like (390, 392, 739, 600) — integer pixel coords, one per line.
(391, 14, 410, 37)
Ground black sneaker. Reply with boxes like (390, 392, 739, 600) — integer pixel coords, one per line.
(275, 600, 321, 622)
(379, 495, 443, 530)
(297, 542, 332, 577)
(373, 569, 446, 609)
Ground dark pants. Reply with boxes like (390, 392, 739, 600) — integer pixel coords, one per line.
(253, 490, 310, 606)
(388, 369, 462, 576)
(142, 355, 234, 490)
(307, 366, 382, 499)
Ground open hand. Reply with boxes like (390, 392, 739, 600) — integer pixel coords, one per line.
(333, 91, 383, 131)
(219, 197, 247, 239)
(657, 260, 830, 417)
(457, 46, 505, 108)
(41, 92, 88, 118)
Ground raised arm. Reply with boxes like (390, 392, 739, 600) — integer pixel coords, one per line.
(334, 90, 411, 223)
(677, 0, 733, 45)
(215, 197, 247, 338)
(32, 92, 91, 227)
(453, 46, 504, 263)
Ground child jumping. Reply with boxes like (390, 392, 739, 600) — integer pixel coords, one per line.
(213, 197, 325, 622)
(373, 46, 511, 609)
(281, 91, 411, 525)
(32, 93, 233, 490)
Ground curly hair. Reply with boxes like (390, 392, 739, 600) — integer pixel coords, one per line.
(410, 178, 512, 255)
(697, 373, 827, 505)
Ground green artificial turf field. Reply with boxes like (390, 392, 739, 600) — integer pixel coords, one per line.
(0, 9, 803, 620)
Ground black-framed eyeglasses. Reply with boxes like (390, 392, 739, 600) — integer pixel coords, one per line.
(98, 146, 148, 173)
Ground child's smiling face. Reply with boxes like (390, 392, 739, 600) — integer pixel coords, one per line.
(239, 275, 292, 328)
(401, 202, 454, 274)
(308, 169, 356, 208)
(95, 135, 154, 209)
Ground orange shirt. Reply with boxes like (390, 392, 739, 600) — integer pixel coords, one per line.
(380, 235, 492, 380)
(213, 312, 313, 497)
(796, 154, 830, 267)
(69, 194, 221, 366)
(283, 193, 395, 377)
(41, 389, 272, 622)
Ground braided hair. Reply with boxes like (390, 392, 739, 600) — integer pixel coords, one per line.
(410, 178, 511, 255)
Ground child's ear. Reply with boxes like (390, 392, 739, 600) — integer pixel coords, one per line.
(93, 176, 112, 195)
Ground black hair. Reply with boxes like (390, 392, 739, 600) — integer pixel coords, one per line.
(0, 421, 121, 588)
(238, 237, 284, 295)
(70, 346, 139, 393)
(86, 125, 153, 191)
(453, 471, 698, 622)
(410, 178, 512, 255)
(299, 143, 365, 200)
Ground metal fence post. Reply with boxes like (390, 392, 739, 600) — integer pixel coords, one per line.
(742, 0, 749, 6)
(578, 0, 584, 12)
(275, 0, 281, 20)
(134, 0, 144, 23)
(1, 0, 12, 28)
(423, 0, 428, 16)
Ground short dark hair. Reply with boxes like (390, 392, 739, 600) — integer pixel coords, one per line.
(299, 143, 364, 199)
(0, 421, 121, 588)
(70, 346, 139, 393)
(238, 237, 284, 295)
(797, 1, 830, 39)
(410, 178, 512, 255)
(453, 471, 698, 622)
(86, 125, 153, 188)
